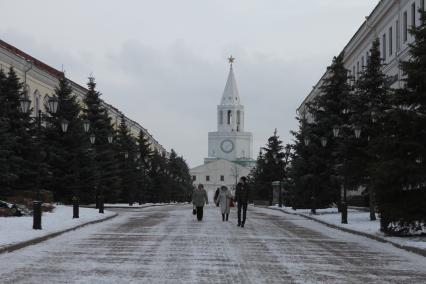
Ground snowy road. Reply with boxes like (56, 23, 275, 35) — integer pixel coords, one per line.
(0, 205, 426, 283)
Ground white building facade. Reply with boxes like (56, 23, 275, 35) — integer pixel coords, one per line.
(298, 0, 425, 115)
(191, 58, 254, 199)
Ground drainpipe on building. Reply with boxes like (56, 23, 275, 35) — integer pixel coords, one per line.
(23, 59, 33, 96)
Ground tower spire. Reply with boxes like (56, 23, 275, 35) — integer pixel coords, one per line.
(221, 56, 241, 105)
(228, 55, 235, 68)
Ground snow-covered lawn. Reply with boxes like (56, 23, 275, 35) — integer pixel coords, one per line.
(269, 205, 426, 251)
(0, 205, 115, 249)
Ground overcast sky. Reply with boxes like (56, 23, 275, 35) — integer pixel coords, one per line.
(0, 0, 378, 167)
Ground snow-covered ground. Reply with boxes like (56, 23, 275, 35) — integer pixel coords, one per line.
(0, 205, 426, 283)
(0, 205, 115, 250)
(102, 202, 174, 207)
(270, 206, 426, 251)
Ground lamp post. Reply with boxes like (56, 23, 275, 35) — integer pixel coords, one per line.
(333, 123, 362, 224)
(303, 134, 328, 215)
(19, 96, 60, 230)
(83, 117, 113, 213)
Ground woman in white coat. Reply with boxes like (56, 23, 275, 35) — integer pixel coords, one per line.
(216, 186, 233, 222)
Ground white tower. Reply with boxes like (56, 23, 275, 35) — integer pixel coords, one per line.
(207, 57, 253, 164)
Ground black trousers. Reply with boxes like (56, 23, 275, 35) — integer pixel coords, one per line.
(237, 202, 248, 225)
(196, 206, 204, 221)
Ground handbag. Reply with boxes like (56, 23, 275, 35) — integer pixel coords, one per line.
(229, 199, 235, 207)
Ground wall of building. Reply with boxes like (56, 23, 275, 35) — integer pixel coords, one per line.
(298, 0, 425, 115)
(190, 159, 250, 200)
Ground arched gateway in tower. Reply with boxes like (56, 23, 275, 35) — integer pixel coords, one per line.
(190, 57, 254, 199)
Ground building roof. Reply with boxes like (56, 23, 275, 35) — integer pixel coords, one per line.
(220, 65, 242, 106)
(0, 39, 64, 79)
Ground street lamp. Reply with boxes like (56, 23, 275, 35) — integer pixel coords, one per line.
(333, 122, 362, 224)
(19, 96, 59, 230)
(61, 119, 69, 133)
(107, 133, 113, 144)
(83, 119, 90, 133)
(89, 134, 96, 145)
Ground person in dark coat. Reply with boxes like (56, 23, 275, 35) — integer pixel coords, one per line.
(235, 176, 249, 227)
(192, 183, 209, 221)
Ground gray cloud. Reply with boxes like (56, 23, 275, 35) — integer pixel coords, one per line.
(0, 0, 378, 166)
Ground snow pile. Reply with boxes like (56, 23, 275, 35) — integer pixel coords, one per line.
(0, 205, 115, 249)
(270, 205, 426, 251)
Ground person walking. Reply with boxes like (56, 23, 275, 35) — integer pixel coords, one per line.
(235, 176, 249, 228)
(216, 186, 233, 221)
(192, 183, 208, 221)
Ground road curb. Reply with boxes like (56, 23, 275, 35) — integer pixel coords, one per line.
(262, 206, 426, 258)
(0, 213, 118, 255)
(80, 204, 176, 209)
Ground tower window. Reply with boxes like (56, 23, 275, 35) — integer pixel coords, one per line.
(227, 110, 232, 125)
(219, 110, 223, 124)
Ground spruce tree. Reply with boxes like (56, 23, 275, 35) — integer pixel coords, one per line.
(44, 77, 89, 203)
(350, 39, 391, 220)
(294, 53, 351, 210)
(374, 9, 426, 234)
(82, 76, 119, 204)
(116, 115, 138, 204)
(0, 69, 15, 197)
(4, 67, 38, 194)
(135, 130, 153, 203)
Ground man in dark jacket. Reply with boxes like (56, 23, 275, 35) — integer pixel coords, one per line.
(235, 176, 249, 227)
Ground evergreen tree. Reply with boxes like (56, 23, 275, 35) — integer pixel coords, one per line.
(4, 67, 38, 194)
(350, 39, 392, 220)
(135, 130, 153, 204)
(252, 130, 286, 202)
(82, 76, 119, 204)
(291, 54, 351, 210)
(0, 69, 15, 197)
(149, 150, 168, 203)
(116, 115, 138, 204)
(44, 77, 89, 203)
(373, 9, 426, 234)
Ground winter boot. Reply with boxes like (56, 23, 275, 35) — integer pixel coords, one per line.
(222, 214, 225, 221)
(226, 214, 229, 221)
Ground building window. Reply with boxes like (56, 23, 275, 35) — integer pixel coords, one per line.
(220, 175, 224, 181)
(412, 3, 416, 27)
(206, 175, 210, 182)
(227, 110, 232, 125)
(219, 110, 223, 124)
(352, 66, 356, 79)
(422, 0, 425, 12)
(389, 26, 393, 56)
(396, 20, 401, 52)
(361, 56, 364, 69)
(382, 33, 387, 61)
(192, 175, 196, 181)
(358, 61, 360, 75)
(404, 11, 408, 42)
